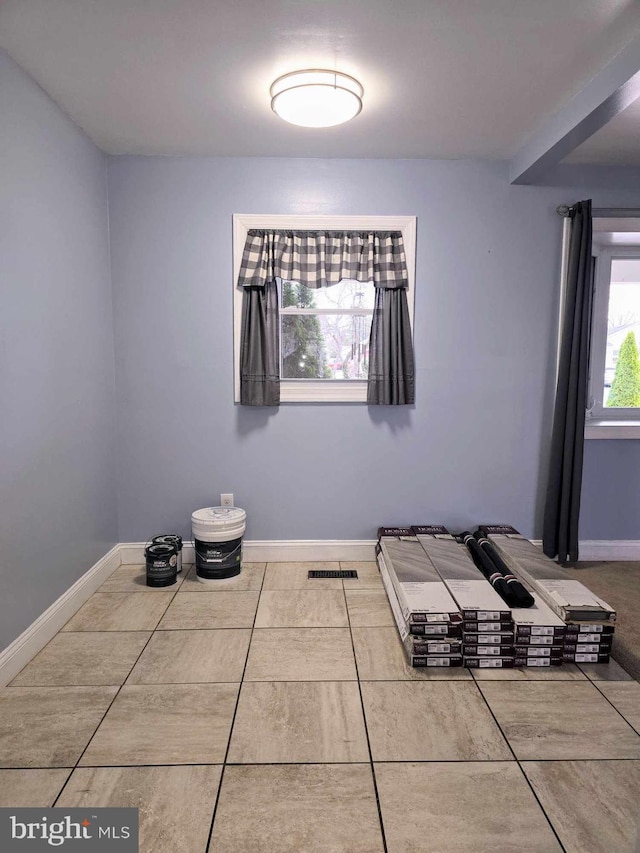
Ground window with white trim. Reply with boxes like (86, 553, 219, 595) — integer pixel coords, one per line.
(586, 218, 640, 437)
(233, 215, 416, 403)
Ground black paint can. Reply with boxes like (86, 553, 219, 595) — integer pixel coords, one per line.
(145, 542, 178, 587)
(152, 534, 183, 573)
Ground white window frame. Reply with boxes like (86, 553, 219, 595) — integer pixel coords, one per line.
(585, 244, 640, 439)
(233, 214, 416, 403)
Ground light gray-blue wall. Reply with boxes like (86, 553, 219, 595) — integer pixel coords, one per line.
(0, 50, 118, 650)
(581, 440, 640, 540)
(107, 156, 640, 544)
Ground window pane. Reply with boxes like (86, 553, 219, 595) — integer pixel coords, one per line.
(604, 259, 640, 408)
(282, 313, 372, 379)
(281, 278, 375, 310)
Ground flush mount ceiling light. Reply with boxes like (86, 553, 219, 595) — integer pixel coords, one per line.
(270, 69, 364, 128)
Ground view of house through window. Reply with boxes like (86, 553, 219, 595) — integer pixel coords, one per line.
(603, 258, 640, 408)
(280, 278, 375, 380)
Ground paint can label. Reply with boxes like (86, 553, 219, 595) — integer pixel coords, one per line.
(145, 543, 178, 586)
(195, 537, 242, 579)
(195, 537, 242, 565)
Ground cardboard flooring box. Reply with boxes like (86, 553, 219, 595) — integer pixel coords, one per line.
(564, 641, 613, 654)
(480, 526, 616, 624)
(377, 529, 461, 625)
(513, 645, 563, 658)
(412, 655, 464, 668)
(409, 622, 462, 638)
(462, 632, 514, 645)
(376, 546, 411, 646)
(515, 624, 566, 639)
(563, 651, 611, 664)
(377, 546, 461, 667)
(463, 620, 513, 633)
(464, 657, 515, 669)
(463, 644, 514, 656)
(410, 638, 463, 656)
(514, 657, 563, 667)
(564, 625, 616, 654)
(509, 590, 567, 642)
(515, 634, 563, 647)
(413, 526, 512, 620)
(565, 624, 615, 637)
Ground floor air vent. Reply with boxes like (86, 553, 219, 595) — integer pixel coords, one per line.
(308, 570, 359, 579)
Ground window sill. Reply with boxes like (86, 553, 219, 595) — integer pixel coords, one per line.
(281, 380, 367, 403)
(585, 420, 640, 439)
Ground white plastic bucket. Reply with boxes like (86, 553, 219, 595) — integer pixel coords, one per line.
(192, 506, 246, 582)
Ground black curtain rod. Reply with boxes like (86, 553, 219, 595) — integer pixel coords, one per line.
(556, 205, 640, 218)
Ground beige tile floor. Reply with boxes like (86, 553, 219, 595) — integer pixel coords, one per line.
(1, 560, 640, 852)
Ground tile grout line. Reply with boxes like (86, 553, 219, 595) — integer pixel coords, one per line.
(340, 567, 389, 853)
(7, 755, 640, 774)
(473, 681, 568, 853)
(6, 572, 189, 684)
(84, 565, 192, 595)
(204, 563, 267, 853)
(574, 662, 627, 683)
(513, 760, 568, 853)
(589, 679, 640, 737)
(16, 679, 245, 688)
(51, 573, 185, 806)
(48, 768, 76, 808)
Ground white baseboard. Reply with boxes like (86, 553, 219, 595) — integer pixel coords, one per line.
(578, 540, 640, 561)
(516, 539, 640, 562)
(120, 539, 640, 564)
(0, 545, 121, 689)
(120, 540, 378, 564)
(118, 543, 150, 564)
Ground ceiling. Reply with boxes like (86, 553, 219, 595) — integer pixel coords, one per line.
(1, 0, 640, 167)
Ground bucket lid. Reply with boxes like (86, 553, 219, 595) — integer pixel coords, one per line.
(191, 506, 246, 530)
(153, 534, 183, 548)
(145, 542, 176, 557)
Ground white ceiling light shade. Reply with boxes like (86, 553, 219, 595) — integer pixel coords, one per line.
(270, 69, 364, 128)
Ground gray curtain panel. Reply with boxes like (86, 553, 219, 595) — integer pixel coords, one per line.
(239, 281, 280, 406)
(367, 287, 415, 404)
(238, 229, 414, 406)
(543, 200, 593, 563)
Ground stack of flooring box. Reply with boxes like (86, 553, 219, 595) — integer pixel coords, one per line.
(511, 594, 567, 667)
(413, 526, 516, 669)
(376, 528, 463, 668)
(480, 525, 616, 664)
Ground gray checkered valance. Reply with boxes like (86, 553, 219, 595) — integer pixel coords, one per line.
(238, 230, 408, 289)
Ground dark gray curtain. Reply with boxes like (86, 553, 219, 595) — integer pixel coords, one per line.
(239, 281, 280, 406)
(543, 200, 593, 563)
(367, 287, 415, 405)
(238, 229, 414, 406)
